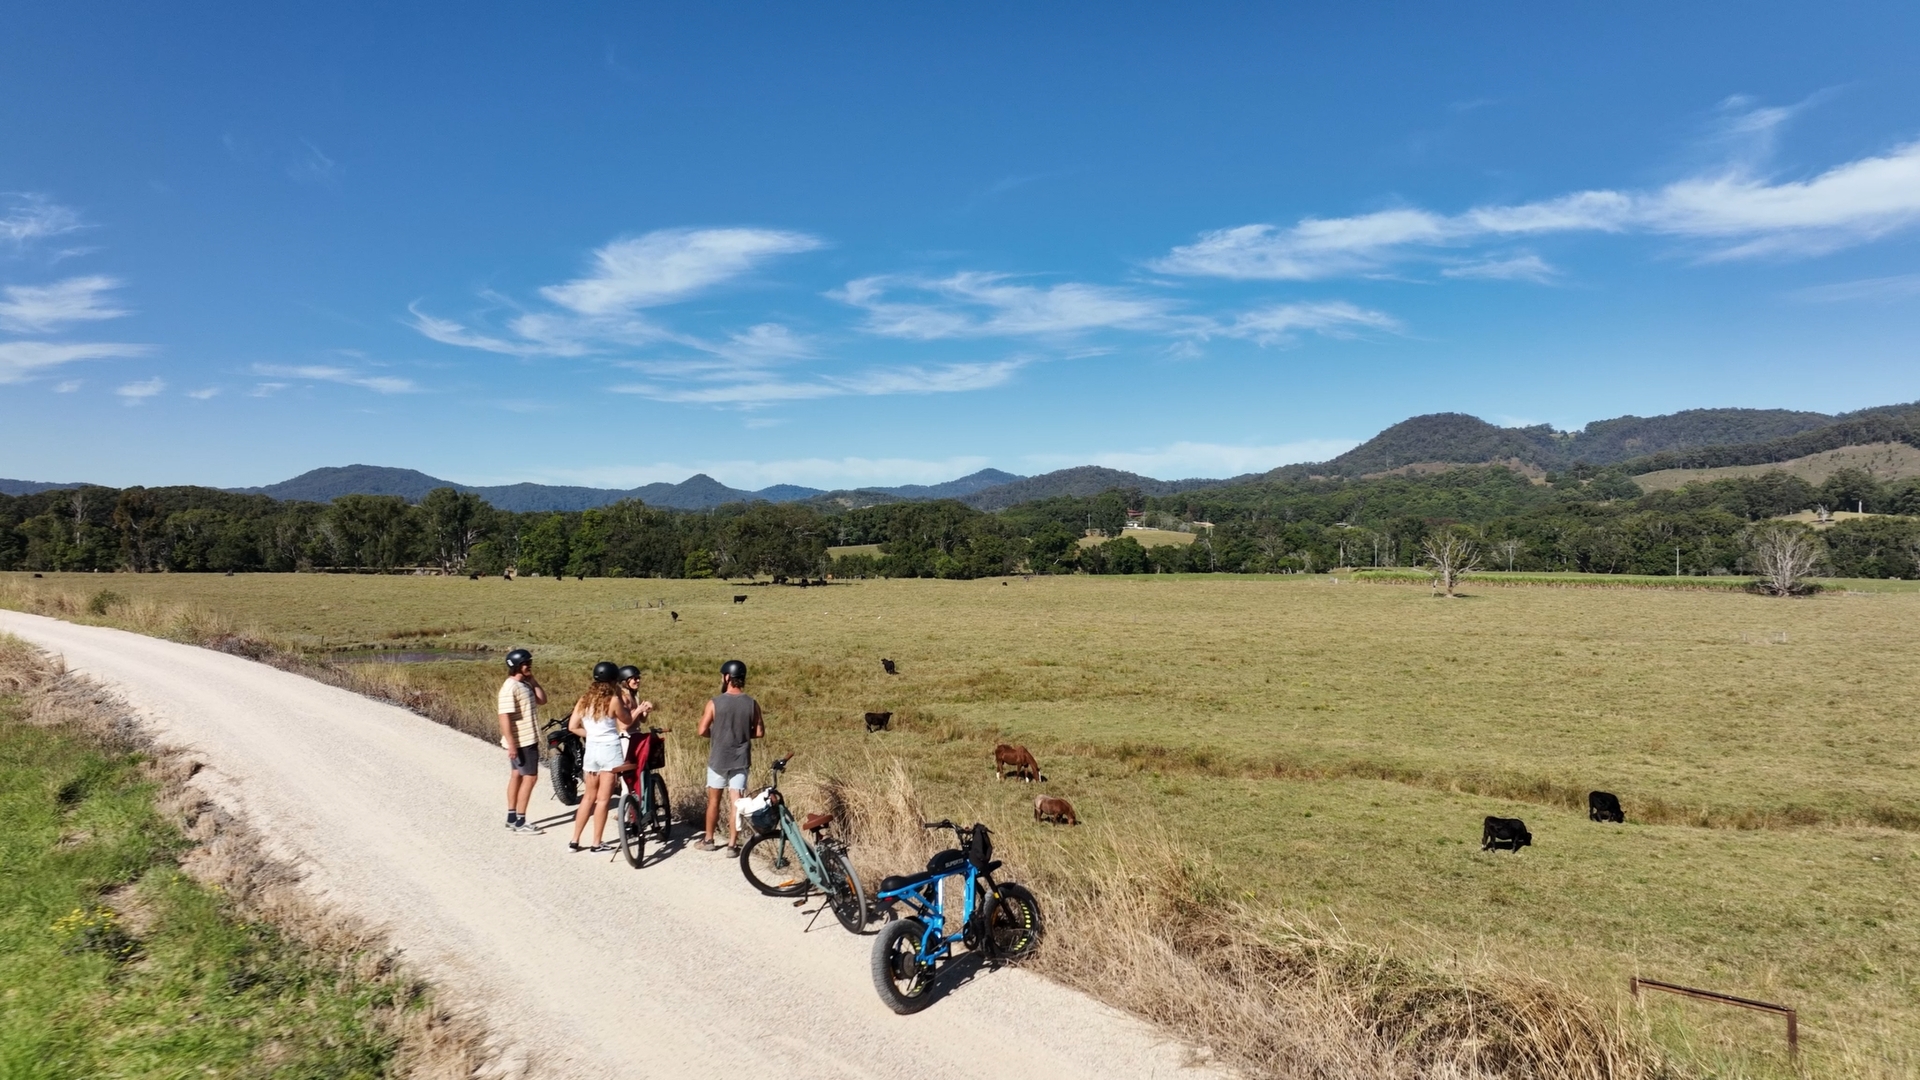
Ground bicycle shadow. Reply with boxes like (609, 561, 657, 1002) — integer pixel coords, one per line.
(913, 949, 994, 1009)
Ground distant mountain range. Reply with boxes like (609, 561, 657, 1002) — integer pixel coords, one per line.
(10, 401, 1917, 511)
(220, 463, 1030, 511)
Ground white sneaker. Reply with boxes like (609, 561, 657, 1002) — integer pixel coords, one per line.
(512, 820, 544, 834)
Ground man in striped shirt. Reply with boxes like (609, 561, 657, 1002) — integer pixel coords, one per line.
(498, 648, 548, 833)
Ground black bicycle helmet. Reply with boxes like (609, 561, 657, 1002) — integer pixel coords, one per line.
(505, 648, 533, 672)
(591, 660, 620, 683)
(720, 659, 747, 685)
(616, 664, 641, 682)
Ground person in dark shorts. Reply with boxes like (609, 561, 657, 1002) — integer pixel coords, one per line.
(697, 659, 763, 852)
(497, 648, 548, 833)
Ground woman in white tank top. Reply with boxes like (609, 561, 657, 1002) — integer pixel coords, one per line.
(566, 667, 633, 853)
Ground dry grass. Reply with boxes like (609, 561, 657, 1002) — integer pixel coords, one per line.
(0, 633, 505, 1079)
(1634, 442, 1920, 492)
(6, 572, 1918, 1076)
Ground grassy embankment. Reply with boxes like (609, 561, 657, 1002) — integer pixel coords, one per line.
(0, 633, 486, 1078)
(4, 572, 1917, 1078)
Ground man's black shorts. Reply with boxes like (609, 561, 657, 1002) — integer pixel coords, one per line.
(510, 744, 540, 776)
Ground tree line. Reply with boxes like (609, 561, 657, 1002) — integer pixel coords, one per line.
(3, 463, 1918, 580)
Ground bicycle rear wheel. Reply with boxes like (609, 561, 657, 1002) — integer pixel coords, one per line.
(617, 792, 645, 868)
(739, 831, 809, 896)
(549, 746, 581, 806)
(822, 846, 869, 933)
(871, 917, 937, 1014)
(645, 772, 671, 841)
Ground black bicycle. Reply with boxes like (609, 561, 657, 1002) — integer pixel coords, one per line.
(543, 716, 583, 806)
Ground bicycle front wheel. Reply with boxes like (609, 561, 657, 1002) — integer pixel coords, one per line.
(822, 846, 869, 933)
(739, 831, 809, 896)
(617, 792, 645, 868)
(646, 772, 671, 841)
(982, 881, 1043, 962)
(871, 917, 937, 1014)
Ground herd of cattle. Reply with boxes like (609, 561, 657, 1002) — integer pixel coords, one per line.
(1482, 790, 1627, 852)
(867, 656, 1624, 849)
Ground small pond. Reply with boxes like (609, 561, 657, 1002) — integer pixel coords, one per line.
(325, 649, 493, 665)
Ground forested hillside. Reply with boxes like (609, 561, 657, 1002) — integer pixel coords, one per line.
(8, 460, 1918, 581)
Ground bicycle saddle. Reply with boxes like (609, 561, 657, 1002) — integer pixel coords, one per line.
(802, 812, 833, 832)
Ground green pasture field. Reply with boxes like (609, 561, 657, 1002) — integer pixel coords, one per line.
(6, 570, 1918, 1072)
(0, 672, 404, 1077)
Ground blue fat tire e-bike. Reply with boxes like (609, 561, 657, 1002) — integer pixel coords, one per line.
(869, 819, 1043, 1014)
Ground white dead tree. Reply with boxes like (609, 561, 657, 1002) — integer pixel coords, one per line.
(1495, 538, 1523, 572)
(1422, 533, 1480, 597)
(1745, 524, 1820, 597)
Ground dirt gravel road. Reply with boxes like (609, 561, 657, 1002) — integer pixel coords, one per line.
(2, 611, 1223, 1080)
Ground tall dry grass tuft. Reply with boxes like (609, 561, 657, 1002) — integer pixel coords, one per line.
(809, 756, 1679, 1080)
(2, 635, 510, 1079)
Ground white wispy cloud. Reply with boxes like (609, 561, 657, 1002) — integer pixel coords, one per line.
(1789, 272, 1920, 303)
(115, 376, 165, 404)
(542, 228, 822, 315)
(0, 340, 152, 384)
(1156, 111, 1920, 278)
(1215, 302, 1401, 347)
(187, 386, 221, 399)
(408, 227, 823, 361)
(53, 379, 82, 392)
(1441, 254, 1559, 282)
(0, 275, 129, 333)
(614, 358, 1026, 405)
(251, 363, 420, 394)
(1, 194, 83, 247)
(835, 272, 1177, 339)
(249, 382, 288, 397)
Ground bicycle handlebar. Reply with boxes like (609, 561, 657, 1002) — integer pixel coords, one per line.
(773, 752, 795, 770)
(921, 819, 958, 831)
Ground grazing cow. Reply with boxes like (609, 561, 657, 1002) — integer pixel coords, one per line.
(1481, 816, 1532, 852)
(733, 595, 748, 604)
(1588, 790, 1625, 823)
(880, 658, 898, 675)
(1034, 795, 1078, 825)
(994, 743, 1043, 783)
(864, 711, 892, 733)
(670, 611, 679, 623)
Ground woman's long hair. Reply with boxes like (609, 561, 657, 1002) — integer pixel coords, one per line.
(578, 679, 622, 719)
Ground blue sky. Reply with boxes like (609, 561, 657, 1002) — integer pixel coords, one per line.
(4, 4, 1920, 491)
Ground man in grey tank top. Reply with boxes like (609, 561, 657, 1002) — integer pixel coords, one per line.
(697, 658, 764, 852)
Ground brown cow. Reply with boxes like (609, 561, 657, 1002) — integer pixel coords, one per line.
(1034, 795, 1078, 825)
(994, 743, 1042, 783)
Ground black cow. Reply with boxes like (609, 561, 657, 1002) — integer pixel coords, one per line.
(733, 595, 748, 604)
(670, 611, 679, 623)
(1482, 816, 1532, 852)
(880, 658, 898, 675)
(864, 711, 892, 733)
(1588, 791, 1625, 823)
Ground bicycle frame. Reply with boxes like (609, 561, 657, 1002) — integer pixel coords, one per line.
(874, 852, 993, 965)
(752, 760, 834, 890)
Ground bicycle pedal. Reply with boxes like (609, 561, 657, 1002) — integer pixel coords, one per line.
(792, 898, 808, 907)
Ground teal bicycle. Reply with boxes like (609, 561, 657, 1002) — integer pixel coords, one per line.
(737, 753, 869, 933)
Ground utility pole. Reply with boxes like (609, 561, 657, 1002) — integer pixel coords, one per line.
(1675, 545, 1681, 577)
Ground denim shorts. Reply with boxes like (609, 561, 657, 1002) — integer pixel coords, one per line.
(705, 766, 748, 791)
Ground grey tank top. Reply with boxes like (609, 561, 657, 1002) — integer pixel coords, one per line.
(707, 693, 757, 772)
